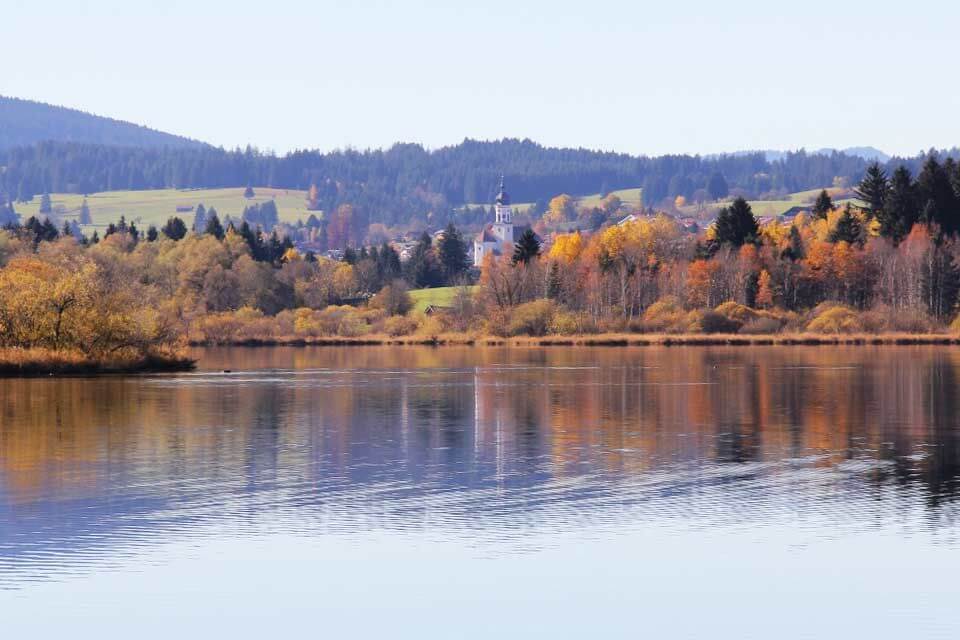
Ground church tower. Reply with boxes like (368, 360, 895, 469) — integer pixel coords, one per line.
(491, 175, 513, 244)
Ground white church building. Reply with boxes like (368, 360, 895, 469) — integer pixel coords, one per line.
(473, 177, 532, 267)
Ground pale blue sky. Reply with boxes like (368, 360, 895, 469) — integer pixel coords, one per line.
(3, 0, 957, 156)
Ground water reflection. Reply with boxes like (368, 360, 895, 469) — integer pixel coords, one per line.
(2, 346, 960, 586)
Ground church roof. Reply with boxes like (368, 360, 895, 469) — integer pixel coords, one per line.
(474, 223, 534, 243)
(495, 175, 510, 206)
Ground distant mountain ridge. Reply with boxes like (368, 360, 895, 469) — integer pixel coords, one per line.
(712, 146, 890, 163)
(0, 96, 206, 151)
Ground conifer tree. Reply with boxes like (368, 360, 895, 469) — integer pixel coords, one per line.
(146, 226, 159, 242)
(78, 199, 92, 225)
(39, 193, 52, 214)
(162, 216, 188, 240)
(828, 205, 864, 246)
(878, 166, 917, 242)
(854, 162, 888, 219)
(812, 189, 834, 219)
(205, 210, 225, 240)
(193, 203, 207, 233)
(512, 228, 542, 265)
(438, 223, 469, 281)
(713, 197, 758, 248)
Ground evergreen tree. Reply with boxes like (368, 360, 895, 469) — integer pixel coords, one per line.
(878, 166, 917, 242)
(812, 189, 834, 219)
(378, 242, 402, 282)
(90, 230, 100, 244)
(781, 225, 805, 261)
(854, 162, 888, 219)
(828, 205, 864, 246)
(512, 228, 541, 265)
(0, 199, 18, 226)
(916, 156, 960, 235)
(922, 246, 960, 320)
(61, 221, 73, 238)
(404, 233, 442, 287)
(162, 216, 188, 240)
(713, 197, 758, 247)
(78, 198, 92, 225)
(437, 223, 469, 281)
(547, 261, 563, 300)
(205, 210, 225, 240)
(146, 225, 159, 242)
(707, 171, 729, 200)
(193, 203, 207, 233)
(39, 193, 52, 214)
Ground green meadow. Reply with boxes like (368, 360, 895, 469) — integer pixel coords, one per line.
(408, 286, 478, 313)
(16, 187, 314, 230)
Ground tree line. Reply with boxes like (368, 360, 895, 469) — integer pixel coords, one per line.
(5, 138, 958, 226)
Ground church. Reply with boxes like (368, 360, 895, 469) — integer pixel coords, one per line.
(473, 177, 533, 267)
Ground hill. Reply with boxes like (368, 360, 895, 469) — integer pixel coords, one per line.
(13, 187, 311, 231)
(0, 96, 205, 150)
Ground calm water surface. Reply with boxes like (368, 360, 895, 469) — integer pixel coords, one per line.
(2, 346, 959, 638)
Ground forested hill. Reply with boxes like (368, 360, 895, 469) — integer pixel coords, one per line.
(2, 135, 957, 225)
(0, 96, 205, 151)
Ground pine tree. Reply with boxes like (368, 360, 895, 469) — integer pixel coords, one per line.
(404, 233, 442, 287)
(828, 205, 864, 246)
(707, 171, 729, 200)
(162, 216, 188, 240)
(193, 203, 207, 233)
(812, 189, 834, 219)
(146, 226, 159, 242)
(205, 210, 225, 240)
(917, 156, 960, 235)
(512, 228, 541, 265)
(783, 225, 805, 261)
(438, 223, 469, 281)
(713, 197, 758, 247)
(39, 193, 52, 214)
(854, 162, 888, 219)
(878, 166, 917, 242)
(547, 261, 563, 300)
(78, 199, 92, 225)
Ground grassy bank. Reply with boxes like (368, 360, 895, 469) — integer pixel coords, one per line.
(188, 332, 960, 348)
(0, 348, 197, 377)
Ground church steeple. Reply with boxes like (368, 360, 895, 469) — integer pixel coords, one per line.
(494, 175, 512, 225)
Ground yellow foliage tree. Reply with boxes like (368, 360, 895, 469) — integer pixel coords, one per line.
(543, 194, 576, 225)
(548, 232, 584, 263)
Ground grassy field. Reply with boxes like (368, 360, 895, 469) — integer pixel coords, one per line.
(408, 286, 479, 313)
(577, 187, 643, 210)
(745, 187, 853, 218)
(16, 187, 313, 231)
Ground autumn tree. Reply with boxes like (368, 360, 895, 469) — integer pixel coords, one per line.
(543, 194, 575, 225)
(756, 269, 774, 308)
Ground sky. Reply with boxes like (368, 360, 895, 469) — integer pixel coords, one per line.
(3, 0, 958, 157)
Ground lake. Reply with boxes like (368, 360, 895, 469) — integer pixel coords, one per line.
(2, 345, 959, 638)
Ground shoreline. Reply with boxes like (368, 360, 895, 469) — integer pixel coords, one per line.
(188, 332, 960, 348)
(0, 349, 197, 377)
